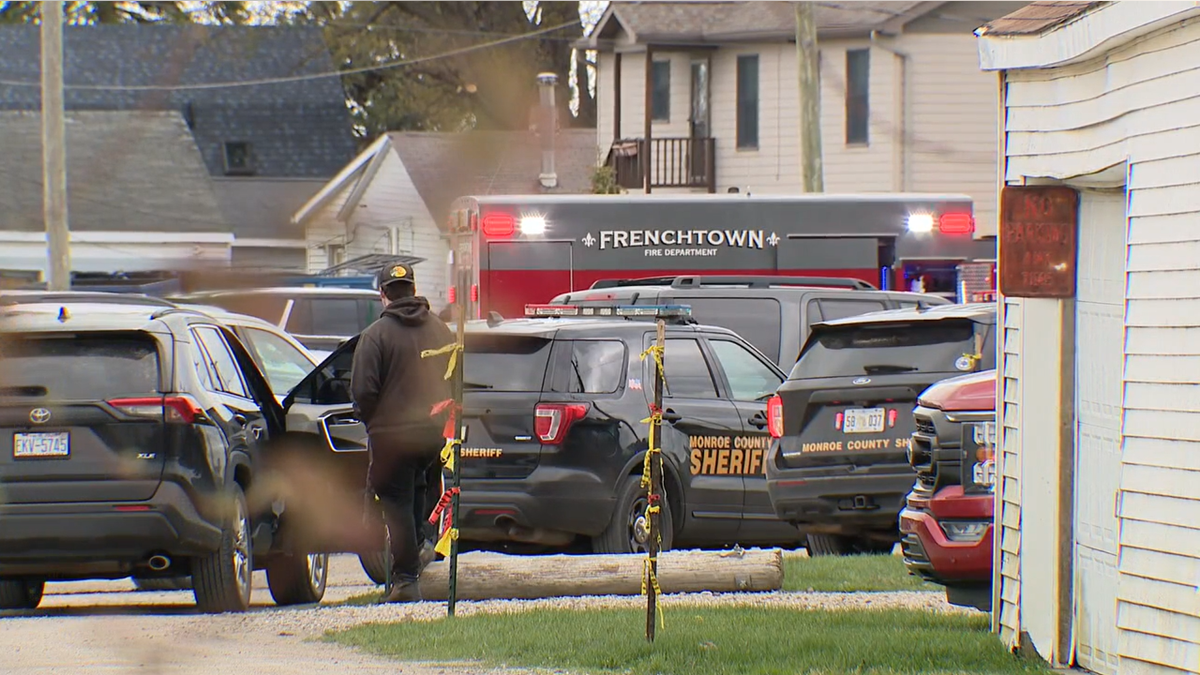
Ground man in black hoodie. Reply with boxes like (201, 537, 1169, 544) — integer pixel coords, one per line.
(351, 263, 454, 603)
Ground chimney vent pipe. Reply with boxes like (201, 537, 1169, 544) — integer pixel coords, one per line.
(537, 72, 558, 189)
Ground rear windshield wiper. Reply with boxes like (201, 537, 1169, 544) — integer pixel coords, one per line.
(862, 364, 918, 374)
(0, 385, 47, 397)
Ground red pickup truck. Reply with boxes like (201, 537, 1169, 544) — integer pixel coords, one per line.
(899, 369, 996, 611)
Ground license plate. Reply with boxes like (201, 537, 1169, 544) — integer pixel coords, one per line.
(843, 408, 885, 434)
(13, 432, 70, 458)
(973, 459, 997, 488)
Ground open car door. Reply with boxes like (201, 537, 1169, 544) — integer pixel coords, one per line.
(283, 335, 367, 453)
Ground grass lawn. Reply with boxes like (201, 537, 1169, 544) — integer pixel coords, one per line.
(329, 607, 1042, 675)
(783, 554, 940, 592)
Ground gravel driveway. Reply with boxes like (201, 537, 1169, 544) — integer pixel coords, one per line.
(2, 553, 964, 675)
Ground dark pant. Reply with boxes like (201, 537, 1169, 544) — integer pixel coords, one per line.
(368, 426, 443, 580)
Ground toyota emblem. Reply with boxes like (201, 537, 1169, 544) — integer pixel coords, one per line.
(29, 408, 51, 424)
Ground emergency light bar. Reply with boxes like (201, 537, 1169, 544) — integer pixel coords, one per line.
(524, 304, 692, 319)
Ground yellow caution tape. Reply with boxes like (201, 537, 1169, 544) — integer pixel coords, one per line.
(435, 526, 459, 558)
(440, 437, 458, 474)
(421, 342, 462, 381)
(639, 345, 668, 390)
(641, 558, 666, 629)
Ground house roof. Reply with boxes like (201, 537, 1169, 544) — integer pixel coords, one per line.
(210, 178, 327, 240)
(0, 25, 357, 178)
(389, 130, 599, 225)
(0, 110, 228, 234)
(587, 1, 937, 45)
(976, 1, 1100, 36)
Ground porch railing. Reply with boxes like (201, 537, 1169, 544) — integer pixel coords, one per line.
(607, 137, 716, 192)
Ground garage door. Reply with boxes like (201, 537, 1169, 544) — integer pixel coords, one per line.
(1073, 189, 1126, 675)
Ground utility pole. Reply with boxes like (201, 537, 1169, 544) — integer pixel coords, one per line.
(795, 1, 824, 192)
(41, 0, 70, 290)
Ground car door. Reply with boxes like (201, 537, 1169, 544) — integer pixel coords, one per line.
(190, 325, 270, 473)
(703, 335, 793, 542)
(282, 336, 367, 456)
(235, 325, 318, 403)
(648, 331, 743, 542)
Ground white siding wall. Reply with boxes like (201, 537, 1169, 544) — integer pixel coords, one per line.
(1002, 18, 1200, 674)
(345, 150, 450, 307)
(303, 181, 355, 273)
(996, 295, 1024, 647)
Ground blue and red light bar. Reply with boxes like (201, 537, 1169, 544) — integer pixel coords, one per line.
(524, 304, 693, 319)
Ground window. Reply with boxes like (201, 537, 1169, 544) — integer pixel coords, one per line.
(793, 319, 990, 380)
(845, 49, 870, 145)
(309, 299, 362, 335)
(709, 339, 782, 402)
(242, 327, 315, 394)
(662, 338, 718, 398)
(193, 327, 250, 398)
(326, 243, 346, 267)
(223, 141, 255, 176)
(736, 54, 759, 149)
(0, 333, 159, 400)
(817, 299, 887, 322)
(463, 335, 553, 392)
(203, 294, 288, 326)
(651, 60, 671, 121)
(558, 340, 626, 394)
(673, 297, 781, 364)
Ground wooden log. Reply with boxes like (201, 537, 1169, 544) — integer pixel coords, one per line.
(417, 548, 784, 601)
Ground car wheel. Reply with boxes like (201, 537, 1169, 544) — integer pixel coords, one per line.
(359, 550, 390, 586)
(192, 485, 253, 613)
(266, 552, 329, 606)
(0, 579, 43, 610)
(805, 533, 854, 556)
(593, 475, 675, 554)
(134, 577, 192, 591)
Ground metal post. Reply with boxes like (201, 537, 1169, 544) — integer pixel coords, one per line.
(646, 319, 665, 642)
(40, 0, 70, 290)
(643, 47, 653, 194)
(795, 1, 824, 193)
(447, 214, 469, 617)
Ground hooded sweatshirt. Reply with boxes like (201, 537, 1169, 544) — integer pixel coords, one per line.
(350, 296, 455, 437)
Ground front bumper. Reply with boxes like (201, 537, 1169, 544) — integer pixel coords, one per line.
(899, 485, 993, 586)
(0, 481, 222, 577)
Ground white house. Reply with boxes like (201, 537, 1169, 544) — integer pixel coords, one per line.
(978, 2, 1200, 673)
(583, 0, 1028, 237)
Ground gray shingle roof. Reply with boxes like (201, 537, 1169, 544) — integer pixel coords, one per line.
(210, 178, 327, 240)
(388, 130, 600, 225)
(976, 1, 1100, 36)
(592, 1, 930, 44)
(0, 110, 229, 234)
(0, 25, 357, 178)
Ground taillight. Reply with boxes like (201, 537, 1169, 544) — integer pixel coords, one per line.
(834, 412, 844, 431)
(938, 212, 975, 235)
(481, 212, 515, 238)
(767, 395, 784, 439)
(107, 395, 203, 424)
(448, 286, 456, 303)
(534, 403, 589, 444)
(887, 409, 898, 428)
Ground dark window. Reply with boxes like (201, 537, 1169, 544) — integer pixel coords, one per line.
(288, 347, 353, 406)
(285, 299, 312, 335)
(737, 54, 759, 149)
(0, 333, 159, 400)
(651, 60, 671, 121)
(199, 294, 288, 326)
(662, 338, 718, 398)
(555, 340, 626, 394)
(708, 339, 782, 401)
(309, 299, 363, 335)
(792, 319, 991, 380)
(674, 297, 782, 363)
(360, 299, 380, 329)
(193, 327, 250, 398)
(242, 327, 315, 394)
(223, 141, 255, 176)
(845, 49, 870, 145)
(463, 335, 553, 392)
(817, 299, 888, 322)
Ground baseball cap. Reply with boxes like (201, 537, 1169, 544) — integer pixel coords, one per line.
(376, 263, 416, 288)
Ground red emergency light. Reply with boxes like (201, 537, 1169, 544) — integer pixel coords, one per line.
(448, 286, 456, 303)
(481, 212, 515, 238)
(938, 213, 975, 235)
(470, 284, 479, 303)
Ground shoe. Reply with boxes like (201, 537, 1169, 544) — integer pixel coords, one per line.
(380, 578, 422, 604)
(418, 541, 436, 573)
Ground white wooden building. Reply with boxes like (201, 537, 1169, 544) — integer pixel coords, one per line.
(978, 2, 1200, 673)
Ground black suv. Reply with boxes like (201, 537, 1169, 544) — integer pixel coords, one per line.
(764, 303, 996, 555)
(549, 276, 948, 370)
(289, 312, 798, 553)
(0, 298, 325, 612)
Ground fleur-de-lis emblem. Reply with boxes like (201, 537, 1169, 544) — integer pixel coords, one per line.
(582, 233, 596, 247)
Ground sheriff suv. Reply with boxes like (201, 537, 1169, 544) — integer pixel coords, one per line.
(0, 297, 325, 613)
(764, 303, 997, 556)
(287, 308, 799, 554)
(550, 275, 948, 371)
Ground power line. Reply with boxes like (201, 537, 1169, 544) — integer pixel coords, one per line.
(0, 17, 582, 91)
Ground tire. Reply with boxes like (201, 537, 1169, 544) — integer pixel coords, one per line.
(0, 579, 43, 610)
(592, 475, 675, 554)
(359, 550, 390, 586)
(266, 552, 329, 606)
(134, 577, 192, 591)
(192, 485, 254, 613)
(806, 533, 896, 556)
